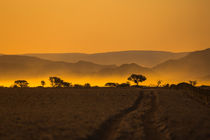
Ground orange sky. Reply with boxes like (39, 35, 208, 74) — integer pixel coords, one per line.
(0, 0, 209, 54)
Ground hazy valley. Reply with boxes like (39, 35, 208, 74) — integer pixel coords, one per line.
(0, 49, 209, 86)
(25, 50, 188, 67)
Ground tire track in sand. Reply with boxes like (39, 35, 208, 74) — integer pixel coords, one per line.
(142, 91, 170, 140)
(84, 91, 170, 140)
(84, 91, 144, 140)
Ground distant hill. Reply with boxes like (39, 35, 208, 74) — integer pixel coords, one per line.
(153, 48, 210, 80)
(1, 49, 209, 83)
(97, 63, 152, 76)
(25, 51, 188, 67)
(0, 55, 152, 80)
(0, 55, 116, 79)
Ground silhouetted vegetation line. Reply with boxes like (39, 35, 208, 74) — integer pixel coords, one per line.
(104, 74, 147, 88)
(105, 82, 130, 88)
(105, 82, 118, 87)
(83, 91, 144, 140)
(5, 73, 210, 106)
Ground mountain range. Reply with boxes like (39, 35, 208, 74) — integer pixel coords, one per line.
(153, 48, 210, 81)
(25, 51, 187, 67)
(0, 55, 115, 79)
(0, 48, 209, 83)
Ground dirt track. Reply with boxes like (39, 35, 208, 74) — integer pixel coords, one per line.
(84, 91, 170, 140)
(85, 91, 144, 140)
(85, 89, 210, 140)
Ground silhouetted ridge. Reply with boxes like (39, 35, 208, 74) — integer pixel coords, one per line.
(25, 50, 188, 67)
(153, 48, 210, 80)
(97, 63, 152, 76)
(0, 48, 209, 81)
(0, 55, 116, 79)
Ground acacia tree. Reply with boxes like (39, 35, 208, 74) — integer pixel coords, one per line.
(128, 74, 146, 86)
(49, 77, 62, 87)
(49, 77, 71, 88)
(14, 80, 29, 88)
(41, 81, 46, 87)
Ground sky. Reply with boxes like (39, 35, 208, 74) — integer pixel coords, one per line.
(0, 0, 210, 54)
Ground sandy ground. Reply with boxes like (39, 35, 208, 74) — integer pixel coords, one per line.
(0, 88, 209, 140)
(89, 89, 210, 140)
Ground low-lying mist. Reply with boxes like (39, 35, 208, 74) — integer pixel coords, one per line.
(0, 74, 209, 87)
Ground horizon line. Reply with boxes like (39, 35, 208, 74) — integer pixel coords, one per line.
(1, 48, 208, 55)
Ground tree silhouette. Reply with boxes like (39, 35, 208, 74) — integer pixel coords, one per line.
(74, 84, 83, 88)
(14, 80, 29, 88)
(49, 77, 63, 87)
(117, 82, 130, 88)
(128, 74, 146, 86)
(189, 80, 197, 86)
(41, 81, 46, 87)
(163, 84, 170, 88)
(105, 82, 119, 87)
(157, 80, 162, 87)
(177, 82, 194, 89)
(49, 77, 57, 87)
(49, 77, 72, 88)
(62, 82, 71, 88)
(84, 83, 91, 88)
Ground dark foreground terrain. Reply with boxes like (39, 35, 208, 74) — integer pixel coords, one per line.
(0, 88, 209, 140)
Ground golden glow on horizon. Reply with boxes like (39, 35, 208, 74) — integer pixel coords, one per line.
(0, 76, 209, 87)
(0, 0, 210, 54)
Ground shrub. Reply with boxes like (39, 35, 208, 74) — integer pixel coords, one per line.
(105, 82, 119, 87)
